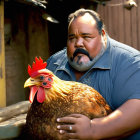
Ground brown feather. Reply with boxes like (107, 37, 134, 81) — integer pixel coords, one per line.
(25, 72, 112, 140)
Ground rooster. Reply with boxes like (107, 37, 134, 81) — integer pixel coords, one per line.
(24, 57, 112, 140)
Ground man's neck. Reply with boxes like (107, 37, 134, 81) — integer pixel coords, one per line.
(74, 70, 86, 81)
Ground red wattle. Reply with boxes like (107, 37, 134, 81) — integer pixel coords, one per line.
(29, 86, 38, 103)
(37, 87, 45, 103)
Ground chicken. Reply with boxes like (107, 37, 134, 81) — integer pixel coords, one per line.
(24, 57, 112, 140)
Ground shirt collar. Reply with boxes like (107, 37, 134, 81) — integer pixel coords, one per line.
(54, 52, 72, 75)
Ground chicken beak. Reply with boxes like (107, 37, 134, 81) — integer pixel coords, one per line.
(24, 77, 36, 88)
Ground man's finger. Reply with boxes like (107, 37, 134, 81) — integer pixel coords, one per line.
(67, 114, 84, 118)
(69, 139, 78, 140)
(57, 117, 77, 123)
(57, 124, 76, 132)
(65, 132, 78, 139)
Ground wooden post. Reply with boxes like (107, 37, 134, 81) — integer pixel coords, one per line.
(0, 0, 6, 107)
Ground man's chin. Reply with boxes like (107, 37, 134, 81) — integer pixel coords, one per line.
(68, 59, 93, 72)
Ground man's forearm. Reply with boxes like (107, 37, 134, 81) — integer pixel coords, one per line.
(90, 99, 140, 139)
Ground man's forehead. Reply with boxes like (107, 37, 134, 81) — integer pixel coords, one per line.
(68, 13, 96, 28)
(80, 13, 96, 25)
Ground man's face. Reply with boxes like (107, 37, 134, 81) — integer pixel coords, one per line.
(67, 13, 105, 71)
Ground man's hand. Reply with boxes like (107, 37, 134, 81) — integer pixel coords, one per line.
(56, 99, 140, 140)
(57, 114, 94, 140)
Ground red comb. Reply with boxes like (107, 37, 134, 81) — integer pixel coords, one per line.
(28, 57, 47, 77)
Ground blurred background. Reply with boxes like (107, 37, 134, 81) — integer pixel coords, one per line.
(0, 0, 139, 106)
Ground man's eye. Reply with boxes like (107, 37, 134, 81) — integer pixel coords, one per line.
(84, 36, 90, 38)
(68, 35, 76, 40)
(40, 76, 44, 80)
(69, 37, 74, 40)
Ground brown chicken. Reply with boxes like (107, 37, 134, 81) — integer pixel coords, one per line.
(24, 57, 112, 140)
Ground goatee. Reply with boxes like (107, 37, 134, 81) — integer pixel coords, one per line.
(68, 45, 106, 72)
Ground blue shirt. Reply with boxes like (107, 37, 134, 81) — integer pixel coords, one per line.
(46, 36, 140, 139)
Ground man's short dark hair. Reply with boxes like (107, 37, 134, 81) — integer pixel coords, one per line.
(68, 8, 105, 35)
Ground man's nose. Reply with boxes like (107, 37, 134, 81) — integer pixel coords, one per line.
(75, 38, 84, 47)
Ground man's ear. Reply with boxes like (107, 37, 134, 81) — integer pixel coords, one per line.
(102, 29, 106, 36)
(102, 29, 107, 47)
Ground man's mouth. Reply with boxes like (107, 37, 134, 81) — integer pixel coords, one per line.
(71, 48, 92, 61)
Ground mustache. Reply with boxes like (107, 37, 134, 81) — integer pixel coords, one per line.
(71, 48, 93, 61)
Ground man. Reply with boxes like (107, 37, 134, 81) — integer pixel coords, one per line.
(46, 8, 140, 139)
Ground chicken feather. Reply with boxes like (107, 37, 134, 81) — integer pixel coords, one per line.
(24, 57, 112, 140)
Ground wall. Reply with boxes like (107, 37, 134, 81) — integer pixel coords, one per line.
(4, 2, 50, 105)
(97, 0, 140, 50)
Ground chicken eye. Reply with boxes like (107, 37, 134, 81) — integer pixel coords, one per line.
(40, 76, 44, 80)
(43, 82, 47, 86)
(48, 78, 52, 81)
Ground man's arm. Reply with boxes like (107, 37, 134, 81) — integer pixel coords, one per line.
(57, 99, 140, 139)
(90, 99, 140, 139)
